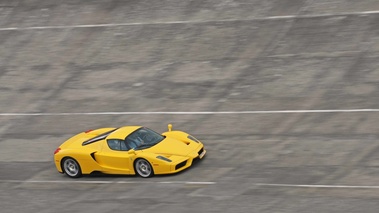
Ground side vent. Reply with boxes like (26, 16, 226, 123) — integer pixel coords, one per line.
(90, 152, 97, 162)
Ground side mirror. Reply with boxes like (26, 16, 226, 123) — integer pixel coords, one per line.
(128, 149, 136, 155)
(168, 124, 173, 132)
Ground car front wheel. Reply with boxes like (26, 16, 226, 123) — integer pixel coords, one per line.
(62, 157, 82, 178)
(134, 158, 153, 178)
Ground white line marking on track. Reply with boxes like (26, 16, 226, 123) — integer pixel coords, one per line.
(3, 179, 379, 189)
(0, 179, 216, 185)
(1, 10, 379, 31)
(1, 109, 379, 116)
(255, 183, 379, 189)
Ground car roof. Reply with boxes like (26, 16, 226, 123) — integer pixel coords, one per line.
(106, 126, 141, 140)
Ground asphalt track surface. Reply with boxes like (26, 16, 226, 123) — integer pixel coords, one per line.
(2, 0, 379, 212)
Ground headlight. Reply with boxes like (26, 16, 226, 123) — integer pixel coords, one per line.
(187, 135, 200, 143)
(156, 156, 172, 162)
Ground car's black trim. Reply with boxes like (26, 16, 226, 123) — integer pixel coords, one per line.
(82, 128, 118, 146)
(198, 148, 204, 156)
(175, 160, 187, 170)
(90, 152, 97, 161)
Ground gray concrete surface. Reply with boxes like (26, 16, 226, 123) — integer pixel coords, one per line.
(1, 0, 379, 212)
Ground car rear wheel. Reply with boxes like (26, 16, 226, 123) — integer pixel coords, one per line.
(62, 157, 82, 178)
(134, 158, 153, 178)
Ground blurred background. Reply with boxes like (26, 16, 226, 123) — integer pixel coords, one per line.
(1, 0, 379, 212)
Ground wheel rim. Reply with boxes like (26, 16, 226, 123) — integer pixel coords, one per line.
(63, 158, 79, 177)
(136, 159, 152, 177)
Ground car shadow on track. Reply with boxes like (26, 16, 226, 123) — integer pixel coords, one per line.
(83, 155, 206, 179)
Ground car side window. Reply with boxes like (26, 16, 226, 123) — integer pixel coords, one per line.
(107, 139, 121, 150)
(107, 139, 129, 151)
(120, 140, 128, 151)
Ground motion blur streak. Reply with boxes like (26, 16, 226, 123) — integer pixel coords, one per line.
(1, 10, 379, 31)
(1, 109, 379, 116)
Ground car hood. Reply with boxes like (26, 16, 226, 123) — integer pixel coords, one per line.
(146, 137, 198, 157)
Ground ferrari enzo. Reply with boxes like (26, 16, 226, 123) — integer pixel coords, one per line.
(54, 124, 206, 178)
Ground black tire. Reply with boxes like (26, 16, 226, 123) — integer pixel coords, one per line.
(62, 157, 82, 178)
(134, 158, 154, 178)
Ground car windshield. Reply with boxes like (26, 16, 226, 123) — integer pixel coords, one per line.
(125, 127, 165, 150)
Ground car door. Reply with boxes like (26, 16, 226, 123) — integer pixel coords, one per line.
(95, 139, 134, 174)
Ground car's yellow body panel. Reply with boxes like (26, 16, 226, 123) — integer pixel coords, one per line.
(54, 125, 206, 177)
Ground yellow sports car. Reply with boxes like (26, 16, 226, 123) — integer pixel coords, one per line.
(54, 124, 206, 178)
